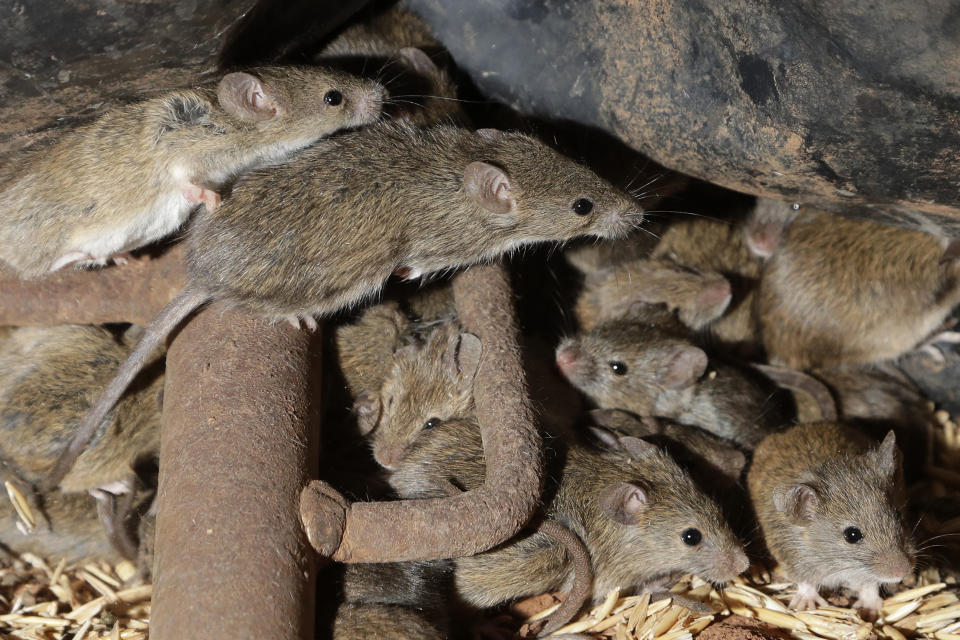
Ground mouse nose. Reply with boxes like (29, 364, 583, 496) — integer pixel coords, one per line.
(374, 444, 403, 470)
(555, 344, 583, 377)
(881, 553, 915, 582)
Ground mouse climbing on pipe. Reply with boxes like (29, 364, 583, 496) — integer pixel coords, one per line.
(0, 66, 385, 278)
(42, 121, 643, 493)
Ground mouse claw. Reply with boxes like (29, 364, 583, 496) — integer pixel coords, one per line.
(299, 480, 350, 557)
(284, 314, 318, 331)
(788, 582, 828, 610)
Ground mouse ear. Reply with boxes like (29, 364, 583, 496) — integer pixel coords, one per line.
(587, 426, 622, 450)
(443, 332, 482, 386)
(657, 343, 708, 390)
(773, 483, 819, 525)
(354, 393, 382, 435)
(218, 72, 280, 122)
(871, 430, 899, 478)
(599, 481, 649, 524)
(398, 47, 440, 77)
(464, 161, 516, 214)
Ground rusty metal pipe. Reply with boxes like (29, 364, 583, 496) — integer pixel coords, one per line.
(151, 302, 322, 640)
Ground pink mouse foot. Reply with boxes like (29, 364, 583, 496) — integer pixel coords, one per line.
(182, 183, 222, 212)
(852, 583, 883, 621)
(788, 582, 828, 610)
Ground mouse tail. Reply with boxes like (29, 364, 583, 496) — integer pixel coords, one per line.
(41, 287, 209, 492)
(752, 363, 839, 422)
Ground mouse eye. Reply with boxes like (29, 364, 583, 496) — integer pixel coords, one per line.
(423, 417, 440, 430)
(609, 361, 628, 375)
(324, 90, 343, 106)
(681, 528, 702, 546)
(572, 198, 594, 215)
(843, 526, 863, 544)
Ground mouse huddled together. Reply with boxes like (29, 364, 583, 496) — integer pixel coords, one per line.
(0, 5, 957, 640)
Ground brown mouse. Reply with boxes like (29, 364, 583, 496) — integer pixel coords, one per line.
(329, 560, 451, 640)
(747, 424, 915, 618)
(0, 325, 162, 557)
(357, 319, 480, 469)
(48, 121, 641, 491)
(389, 417, 748, 607)
(0, 66, 385, 278)
(555, 310, 787, 447)
(574, 256, 733, 332)
(756, 207, 960, 368)
(0, 325, 162, 494)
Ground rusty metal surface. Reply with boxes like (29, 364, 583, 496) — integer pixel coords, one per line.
(300, 262, 544, 563)
(405, 0, 960, 230)
(151, 302, 322, 640)
(0, 245, 187, 327)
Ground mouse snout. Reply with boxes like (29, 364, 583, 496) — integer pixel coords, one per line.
(877, 551, 915, 583)
(598, 206, 642, 240)
(710, 546, 749, 583)
(373, 443, 404, 470)
(555, 343, 585, 378)
(351, 83, 387, 125)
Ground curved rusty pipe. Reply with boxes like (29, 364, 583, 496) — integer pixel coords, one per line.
(300, 261, 544, 562)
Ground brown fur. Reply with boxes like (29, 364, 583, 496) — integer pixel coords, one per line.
(0, 325, 162, 493)
(556, 312, 786, 447)
(0, 490, 123, 563)
(757, 208, 960, 368)
(652, 217, 763, 352)
(390, 418, 748, 607)
(574, 257, 732, 331)
(362, 319, 478, 469)
(52, 119, 641, 492)
(335, 301, 412, 401)
(747, 423, 915, 615)
(332, 603, 446, 640)
(318, 7, 466, 126)
(0, 67, 384, 277)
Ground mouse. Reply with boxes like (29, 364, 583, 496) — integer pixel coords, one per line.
(746, 424, 915, 619)
(356, 319, 481, 469)
(573, 256, 733, 332)
(756, 206, 960, 368)
(0, 325, 162, 494)
(388, 416, 749, 608)
(45, 121, 642, 491)
(743, 197, 801, 259)
(0, 66, 385, 278)
(555, 310, 788, 447)
(0, 324, 162, 557)
(768, 363, 935, 481)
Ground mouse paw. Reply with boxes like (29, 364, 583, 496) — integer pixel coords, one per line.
(299, 480, 350, 557)
(182, 183, 222, 211)
(284, 314, 318, 331)
(788, 583, 827, 610)
(852, 584, 883, 621)
(49, 251, 97, 273)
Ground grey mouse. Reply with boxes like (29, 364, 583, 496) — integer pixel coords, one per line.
(45, 121, 641, 491)
(0, 66, 385, 278)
